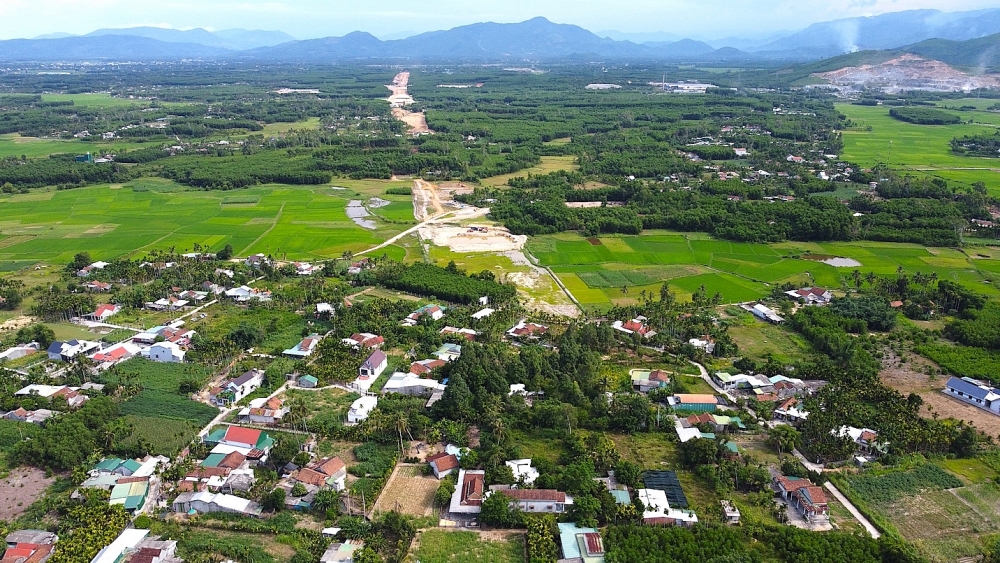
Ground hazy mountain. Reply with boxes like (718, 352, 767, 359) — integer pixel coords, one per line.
(754, 8, 1000, 58)
(85, 27, 294, 50)
(598, 30, 682, 44)
(645, 39, 715, 57)
(32, 32, 76, 40)
(212, 29, 297, 49)
(904, 32, 1000, 70)
(0, 35, 226, 61)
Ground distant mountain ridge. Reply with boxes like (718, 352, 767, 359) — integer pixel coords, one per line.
(8, 9, 1000, 63)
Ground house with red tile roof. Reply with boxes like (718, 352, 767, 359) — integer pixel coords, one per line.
(506, 319, 548, 339)
(427, 453, 459, 479)
(784, 287, 832, 305)
(85, 304, 121, 322)
(341, 333, 383, 350)
(283, 333, 321, 358)
(292, 457, 347, 490)
(449, 469, 485, 514)
(494, 487, 572, 514)
(612, 317, 656, 338)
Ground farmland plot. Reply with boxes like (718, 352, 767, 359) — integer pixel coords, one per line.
(371, 464, 439, 517)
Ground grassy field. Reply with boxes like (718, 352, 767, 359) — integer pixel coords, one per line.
(481, 156, 579, 186)
(413, 530, 525, 563)
(728, 318, 815, 363)
(0, 180, 415, 264)
(529, 231, 1000, 312)
(0, 134, 148, 159)
(838, 103, 1000, 196)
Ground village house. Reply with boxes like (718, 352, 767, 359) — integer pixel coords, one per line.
(681, 412, 746, 433)
(292, 457, 347, 491)
(172, 491, 263, 517)
(0, 342, 40, 362)
(471, 308, 494, 320)
(427, 453, 460, 479)
(747, 303, 784, 324)
(319, 541, 363, 563)
(121, 537, 183, 563)
(293, 262, 321, 276)
(15, 384, 89, 409)
(202, 281, 225, 295)
(244, 254, 271, 269)
(346, 259, 371, 275)
(630, 369, 671, 393)
(774, 397, 810, 425)
(224, 286, 272, 303)
(316, 302, 334, 316)
(91, 342, 142, 366)
(382, 372, 446, 397)
(449, 469, 486, 514)
(176, 290, 209, 302)
(91, 529, 151, 563)
(433, 343, 462, 362)
(298, 375, 319, 388)
(557, 523, 605, 563)
(84, 304, 121, 322)
(836, 426, 885, 457)
(205, 426, 275, 458)
(144, 296, 188, 312)
(402, 304, 445, 326)
(341, 333, 384, 350)
(347, 395, 377, 424)
(637, 488, 698, 526)
(410, 358, 446, 375)
(506, 459, 539, 485)
(774, 475, 829, 523)
(76, 261, 109, 277)
(2, 534, 56, 563)
(944, 376, 1000, 415)
(283, 333, 321, 359)
(143, 341, 185, 363)
(784, 287, 833, 305)
(611, 317, 656, 338)
(687, 336, 715, 354)
(490, 487, 573, 514)
(47, 340, 101, 362)
(359, 350, 388, 380)
(439, 326, 477, 341)
(721, 500, 741, 524)
(3, 408, 55, 425)
(209, 369, 264, 406)
(668, 394, 720, 413)
(238, 397, 288, 426)
(507, 319, 548, 339)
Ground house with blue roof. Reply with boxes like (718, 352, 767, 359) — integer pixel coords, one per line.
(944, 376, 1000, 415)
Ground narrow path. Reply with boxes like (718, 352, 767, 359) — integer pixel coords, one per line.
(823, 481, 881, 538)
(355, 209, 455, 257)
(238, 202, 285, 256)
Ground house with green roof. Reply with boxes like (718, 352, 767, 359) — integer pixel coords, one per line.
(558, 523, 605, 563)
(92, 457, 142, 476)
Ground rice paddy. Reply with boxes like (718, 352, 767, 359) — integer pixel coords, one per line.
(0, 180, 415, 264)
(838, 102, 1000, 196)
(528, 231, 1000, 312)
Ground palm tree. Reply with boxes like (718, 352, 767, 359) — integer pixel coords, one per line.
(865, 272, 877, 287)
(394, 412, 410, 454)
(851, 269, 862, 289)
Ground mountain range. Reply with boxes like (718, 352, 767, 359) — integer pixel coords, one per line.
(5, 9, 1000, 64)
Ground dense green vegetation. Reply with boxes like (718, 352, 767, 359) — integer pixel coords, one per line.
(889, 106, 962, 125)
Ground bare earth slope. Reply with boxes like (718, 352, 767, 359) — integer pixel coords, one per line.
(813, 54, 1000, 92)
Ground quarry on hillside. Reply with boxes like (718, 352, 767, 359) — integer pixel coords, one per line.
(812, 54, 1000, 93)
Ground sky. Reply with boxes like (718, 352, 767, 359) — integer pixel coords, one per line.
(3, 0, 1000, 40)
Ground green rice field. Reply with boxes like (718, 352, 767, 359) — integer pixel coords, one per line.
(838, 102, 1000, 196)
(528, 231, 1000, 312)
(0, 180, 415, 264)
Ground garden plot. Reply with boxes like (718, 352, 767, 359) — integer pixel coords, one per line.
(370, 464, 439, 517)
